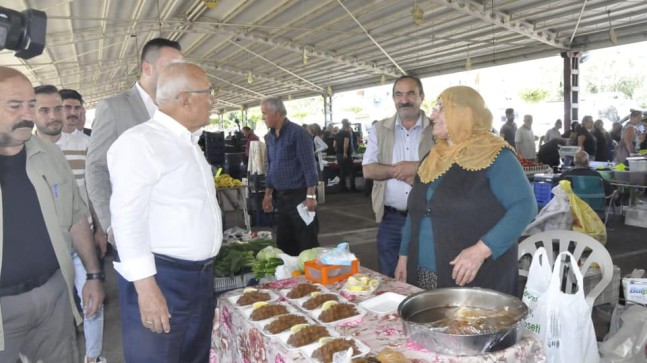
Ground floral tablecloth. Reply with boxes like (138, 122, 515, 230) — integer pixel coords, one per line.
(210, 267, 545, 363)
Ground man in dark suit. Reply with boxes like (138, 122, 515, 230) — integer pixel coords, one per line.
(85, 38, 183, 248)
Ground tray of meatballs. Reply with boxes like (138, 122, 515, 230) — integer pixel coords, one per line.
(229, 281, 369, 362)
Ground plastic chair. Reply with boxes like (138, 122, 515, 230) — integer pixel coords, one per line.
(568, 175, 618, 225)
(518, 230, 613, 309)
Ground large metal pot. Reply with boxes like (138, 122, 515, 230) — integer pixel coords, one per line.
(398, 287, 528, 355)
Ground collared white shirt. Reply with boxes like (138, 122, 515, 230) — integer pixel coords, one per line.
(363, 113, 424, 211)
(135, 81, 157, 118)
(107, 110, 222, 281)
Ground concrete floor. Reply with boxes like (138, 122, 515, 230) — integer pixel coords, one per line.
(78, 191, 647, 362)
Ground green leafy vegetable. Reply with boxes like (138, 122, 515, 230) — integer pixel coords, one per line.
(297, 247, 325, 272)
(252, 257, 284, 280)
(256, 246, 284, 261)
(213, 239, 276, 277)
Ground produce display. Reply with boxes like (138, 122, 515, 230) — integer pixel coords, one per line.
(264, 314, 308, 335)
(213, 239, 275, 277)
(319, 302, 359, 323)
(236, 289, 271, 306)
(302, 293, 339, 310)
(249, 303, 289, 321)
(287, 283, 321, 299)
(312, 338, 360, 363)
(286, 325, 330, 348)
(214, 173, 242, 188)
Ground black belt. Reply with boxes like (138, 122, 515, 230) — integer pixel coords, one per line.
(276, 188, 306, 197)
(384, 205, 408, 217)
(0, 268, 58, 297)
(154, 254, 214, 272)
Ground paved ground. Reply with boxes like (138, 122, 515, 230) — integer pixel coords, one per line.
(81, 191, 647, 362)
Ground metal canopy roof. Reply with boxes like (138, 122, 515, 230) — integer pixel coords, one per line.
(2, 0, 646, 112)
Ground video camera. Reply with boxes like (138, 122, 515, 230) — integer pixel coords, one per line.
(0, 6, 47, 59)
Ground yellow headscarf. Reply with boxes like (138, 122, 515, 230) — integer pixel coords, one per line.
(418, 86, 514, 183)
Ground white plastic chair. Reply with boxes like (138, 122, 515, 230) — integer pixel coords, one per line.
(518, 230, 613, 309)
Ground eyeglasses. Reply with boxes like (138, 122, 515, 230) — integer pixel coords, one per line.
(177, 88, 216, 99)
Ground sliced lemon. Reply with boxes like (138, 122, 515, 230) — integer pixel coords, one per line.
(290, 323, 309, 333)
(369, 279, 379, 290)
(252, 301, 268, 309)
(243, 287, 257, 293)
(347, 285, 366, 292)
(359, 276, 370, 285)
(318, 337, 334, 345)
(347, 276, 360, 286)
(321, 300, 339, 311)
(310, 291, 321, 298)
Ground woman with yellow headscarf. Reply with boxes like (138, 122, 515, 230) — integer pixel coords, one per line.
(394, 86, 537, 295)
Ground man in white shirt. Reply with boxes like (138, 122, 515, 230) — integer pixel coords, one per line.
(543, 119, 562, 144)
(33, 85, 106, 363)
(362, 76, 434, 277)
(107, 62, 221, 362)
(515, 114, 537, 160)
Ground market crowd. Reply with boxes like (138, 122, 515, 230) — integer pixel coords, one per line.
(2, 33, 645, 363)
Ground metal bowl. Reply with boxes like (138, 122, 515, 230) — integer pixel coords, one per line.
(398, 287, 528, 355)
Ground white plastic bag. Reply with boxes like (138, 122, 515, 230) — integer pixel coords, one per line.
(599, 304, 647, 363)
(532, 251, 600, 363)
(522, 247, 552, 336)
(524, 184, 573, 236)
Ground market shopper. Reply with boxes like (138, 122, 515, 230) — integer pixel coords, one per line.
(394, 86, 536, 295)
(86, 38, 183, 250)
(362, 76, 434, 277)
(615, 109, 643, 163)
(335, 119, 357, 192)
(515, 114, 537, 161)
(108, 62, 222, 362)
(578, 115, 597, 159)
(261, 97, 320, 256)
(499, 108, 517, 147)
(0, 66, 104, 362)
(33, 85, 106, 363)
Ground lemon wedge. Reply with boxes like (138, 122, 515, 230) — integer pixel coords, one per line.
(359, 276, 369, 285)
(310, 292, 321, 298)
(252, 301, 268, 309)
(290, 323, 308, 333)
(369, 279, 379, 290)
(347, 285, 365, 292)
(243, 287, 257, 293)
(321, 300, 338, 311)
(318, 337, 334, 345)
(347, 276, 360, 286)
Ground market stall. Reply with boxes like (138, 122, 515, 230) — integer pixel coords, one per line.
(210, 267, 545, 363)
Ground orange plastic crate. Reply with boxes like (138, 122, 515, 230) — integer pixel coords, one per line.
(304, 259, 359, 285)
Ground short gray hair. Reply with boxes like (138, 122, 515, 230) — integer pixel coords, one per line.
(156, 61, 198, 106)
(574, 150, 589, 167)
(262, 97, 287, 116)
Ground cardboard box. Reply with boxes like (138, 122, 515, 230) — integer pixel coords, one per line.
(625, 206, 647, 228)
(304, 259, 359, 285)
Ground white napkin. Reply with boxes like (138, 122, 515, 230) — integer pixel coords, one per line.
(297, 202, 316, 225)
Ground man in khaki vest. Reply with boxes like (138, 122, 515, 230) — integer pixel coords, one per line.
(362, 75, 434, 277)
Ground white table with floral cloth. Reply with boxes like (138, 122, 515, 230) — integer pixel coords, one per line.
(210, 267, 545, 363)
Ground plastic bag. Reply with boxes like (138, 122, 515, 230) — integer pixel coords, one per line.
(600, 304, 647, 363)
(532, 251, 600, 363)
(317, 242, 357, 266)
(522, 247, 552, 336)
(274, 253, 299, 280)
(524, 184, 573, 236)
(560, 180, 607, 244)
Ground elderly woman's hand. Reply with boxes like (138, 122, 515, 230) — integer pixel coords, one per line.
(394, 256, 408, 282)
(449, 241, 492, 286)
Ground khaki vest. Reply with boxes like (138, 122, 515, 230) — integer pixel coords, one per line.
(370, 112, 435, 222)
(0, 138, 85, 351)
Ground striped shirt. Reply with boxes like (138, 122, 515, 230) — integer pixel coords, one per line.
(55, 131, 91, 212)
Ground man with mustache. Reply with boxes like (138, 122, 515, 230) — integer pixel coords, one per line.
(60, 88, 85, 135)
(362, 75, 434, 278)
(0, 67, 104, 362)
(33, 85, 107, 363)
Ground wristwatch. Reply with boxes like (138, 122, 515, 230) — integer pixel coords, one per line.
(306, 194, 317, 200)
(86, 272, 106, 281)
